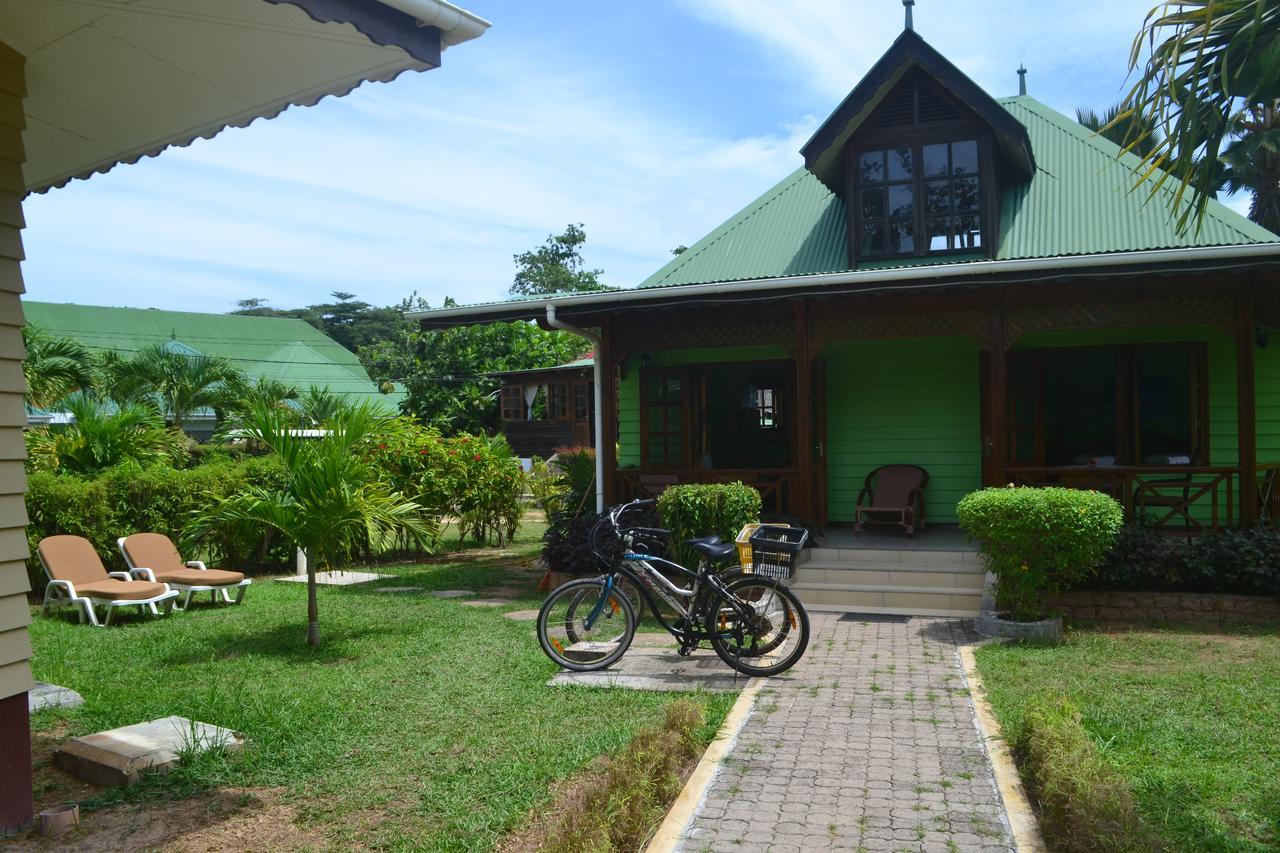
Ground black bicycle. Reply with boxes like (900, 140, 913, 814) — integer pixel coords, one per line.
(535, 498, 810, 677)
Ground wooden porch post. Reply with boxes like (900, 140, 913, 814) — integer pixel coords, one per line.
(794, 301, 813, 523)
(1236, 283, 1257, 526)
(986, 290, 1008, 487)
(599, 315, 618, 506)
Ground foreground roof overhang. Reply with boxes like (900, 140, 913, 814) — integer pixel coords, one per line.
(411, 243, 1280, 329)
(1, 0, 489, 193)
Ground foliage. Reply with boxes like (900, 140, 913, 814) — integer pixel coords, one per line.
(232, 291, 411, 353)
(366, 422, 524, 547)
(541, 448, 602, 574)
(25, 396, 188, 474)
(187, 402, 435, 646)
(222, 375, 299, 416)
(1088, 525, 1280, 594)
(296, 385, 347, 426)
(509, 223, 608, 296)
(22, 325, 94, 410)
(656, 483, 762, 568)
(1218, 102, 1280, 234)
(116, 343, 245, 428)
(1010, 697, 1156, 852)
(957, 487, 1123, 621)
(365, 313, 587, 435)
(1076, 103, 1164, 158)
(527, 456, 568, 519)
(1120, 0, 1280, 232)
(24, 455, 290, 592)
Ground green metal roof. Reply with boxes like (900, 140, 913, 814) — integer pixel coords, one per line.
(640, 96, 1278, 290)
(22, 302, 403, 413)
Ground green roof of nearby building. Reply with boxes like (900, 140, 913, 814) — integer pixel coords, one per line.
(23, 302, 404, 413)
(639, 96, 1279, 290)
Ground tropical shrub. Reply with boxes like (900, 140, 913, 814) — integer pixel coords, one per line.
(25, 397, 188, 474)
(957, 487, 1123, 621)
(24, 455, 290, 592)
(1087, 525, 1280, 595)
(527, 456, 567, 519)
(656, 483, 762, 568)
(539, 448, 601, 574)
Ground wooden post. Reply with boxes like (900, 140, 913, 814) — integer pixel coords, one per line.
(793, 301, 813, 523)
(1236, 283, 1257, 526)
(598, 315, 618, 506)
(986, 291, 1008, 487)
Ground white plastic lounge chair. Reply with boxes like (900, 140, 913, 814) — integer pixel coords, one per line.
(38, 535, 178, 627)
(117, 533, 250, 610)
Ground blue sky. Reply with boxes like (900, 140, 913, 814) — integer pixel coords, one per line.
(20, 0, 1224, 314)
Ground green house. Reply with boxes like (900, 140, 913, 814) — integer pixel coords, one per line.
(413, 28, 1280, 543)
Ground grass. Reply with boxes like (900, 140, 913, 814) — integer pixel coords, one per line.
(26, 522, 735, 850)
(975, 627, 1280, 851)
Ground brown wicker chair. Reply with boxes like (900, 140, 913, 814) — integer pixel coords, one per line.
(854, 465, 929, 537)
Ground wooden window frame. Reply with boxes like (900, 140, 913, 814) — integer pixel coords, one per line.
(548, 382, 570, 421)
(499, 385, 525, 422)
(640, 368, 690, 468)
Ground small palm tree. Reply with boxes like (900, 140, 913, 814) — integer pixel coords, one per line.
(22, 325, 94, 410)
(1075, 103, 1163, 159)
(297, 385, 347, 426)
(25, 396, 187, 473)
(119, 344, 245, 429)
(1220, 103, 1280, 235)
(187, 402, 436, 647)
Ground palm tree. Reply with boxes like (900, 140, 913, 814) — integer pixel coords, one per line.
(297, 385, 347, 426)
(1075, 103, 1163, 159)
(186, 401, 436, 646)
(1121, 0, 1280, 231)
(118, 344, 245, 429)
(25, 396, 187, 474)
(22, 325, 94, 410)
(1219, 103, 1280, 235)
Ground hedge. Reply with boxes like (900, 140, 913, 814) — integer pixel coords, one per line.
(657, 483, 761, 568)
(957, 486, 1123, 621)
(24, 456, 291, 592)
(1086, 526, 1280, 596)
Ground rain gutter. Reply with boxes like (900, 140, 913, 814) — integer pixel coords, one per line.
(544, 305, 606, 514)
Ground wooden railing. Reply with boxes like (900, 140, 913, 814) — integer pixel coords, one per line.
(1007, 463, 1280, 533)
(614, 469, 799, 516)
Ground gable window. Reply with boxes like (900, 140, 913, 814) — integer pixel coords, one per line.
(856, 138, 982, 259)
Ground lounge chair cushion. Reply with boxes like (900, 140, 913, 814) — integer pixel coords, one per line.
(74, 579, 169, 601)
(121, 533, 244, 586)
(38, 535, 111, 586)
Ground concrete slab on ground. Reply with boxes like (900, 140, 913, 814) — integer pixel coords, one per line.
(459, 598, 508, 607)
(372, 586, 421, 594)
(502, 609, 540, 620)
(29, 682, 84, 713)
(54, 716, 245, 787)
(429, 589, 475, 599)
(549, 647, 746, 692)
(277, 571, 389, 587)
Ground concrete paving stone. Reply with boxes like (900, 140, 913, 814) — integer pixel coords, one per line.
(460, 598, 509, 607)
(429, 589, 476, 598)
(29, 682, 84, 713)
(277, 570, 388, 586)
(54, 715, 244, 787)
(501, 609, 540, 620)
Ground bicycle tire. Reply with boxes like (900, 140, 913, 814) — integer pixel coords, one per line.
(706, 576, 810, 677)
(537, 577, 636, 672)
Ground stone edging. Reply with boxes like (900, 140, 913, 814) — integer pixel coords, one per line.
(957, 644, 1047, 853)
(1046, 590, 1280, 625)
(643, 677, 764, 853)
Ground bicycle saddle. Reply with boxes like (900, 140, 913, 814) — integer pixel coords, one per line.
(686, 536, 736, 563)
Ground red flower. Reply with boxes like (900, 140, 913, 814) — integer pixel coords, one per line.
(473, 454, 482, 461)
(378, 443, 388, 450)
(419, 449, 428, 455)
(448, 450, 457, 456)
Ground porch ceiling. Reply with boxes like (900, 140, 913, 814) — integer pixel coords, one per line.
(1, 0, 487, 194)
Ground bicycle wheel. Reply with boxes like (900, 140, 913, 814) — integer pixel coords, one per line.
(537, 578, 636, 671)
(706, 576, 809, 677)
(561, 576, 644, 645)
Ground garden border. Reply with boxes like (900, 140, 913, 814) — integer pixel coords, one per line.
(958, 644, 1047, 853)
(643, 676, 763, 852)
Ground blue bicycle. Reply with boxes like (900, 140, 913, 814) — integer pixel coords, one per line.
(536, 498, 810, 676)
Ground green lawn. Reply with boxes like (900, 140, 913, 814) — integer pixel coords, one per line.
(976, 628, 1280, 851)
(24, 525, 734, 850)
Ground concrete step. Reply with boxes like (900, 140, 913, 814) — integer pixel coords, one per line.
(789, 583, 983, 617)
(793, 567, 986, 590)
(804, 547, 983, 568)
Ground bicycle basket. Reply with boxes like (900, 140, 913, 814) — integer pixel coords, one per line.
(747, 525, 808, 580)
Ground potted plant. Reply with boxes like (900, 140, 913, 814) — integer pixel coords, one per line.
(957, 486, 1123, 643)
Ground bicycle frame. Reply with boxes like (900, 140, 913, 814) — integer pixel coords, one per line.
(606, 550, 753, 645)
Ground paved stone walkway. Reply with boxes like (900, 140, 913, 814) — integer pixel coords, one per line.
(680, 613, 1015, 852)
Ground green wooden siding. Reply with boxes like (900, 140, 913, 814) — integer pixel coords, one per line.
(823, 337, 981, 523)
(616, 345, 789, 468)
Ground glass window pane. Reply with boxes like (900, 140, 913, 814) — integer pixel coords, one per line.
(888, 220, 915, 254)
(667, 378, 682, 399)
(861, 222, 885, 255)
(861, 188, 885, 219)
(667, 436, 682, 462)
(957, 216, 982, 249)
(647, 379, 664, 402)
(650, 437, 666, 462)
(955, 176, 980, 211)
(925, 180, 950, 213)
(952, 140, 979, 174)
(888, 184, 914, 217)
(927, 218, 950, 252)
(923, 143, 949, 177)
(858, 151, 884, 184)
(648, 405, 666, 430)
(888, 147, 913, 181)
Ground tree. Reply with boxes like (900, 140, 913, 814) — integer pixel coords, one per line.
(223, 376, 300, 417)
(21, 325, 94, 410)
(231, 293, 409, 353)
(1121, 0, 1280, 231)
(187, 402, 435, 646)
(1076, 103, 1164, 158)
(296, 385, 347, 426)
(671, 245, 689, 255)
(25, 396, 187, 474)
(118, 344, 245, 429)
(1219, 103, 1280, 234)
(510, 223, 608, 296)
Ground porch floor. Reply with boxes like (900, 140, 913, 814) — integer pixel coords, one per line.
(815, 523, 975, 552)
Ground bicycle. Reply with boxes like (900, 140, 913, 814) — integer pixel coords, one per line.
(536, 498, 811, 677)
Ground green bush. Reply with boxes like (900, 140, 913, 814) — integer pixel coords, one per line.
(957, 486, 1123, 621)
(24, 456, 290, 592)
(657, 483, 761, 568)
(1089, 525, 1280, 595)
(541, 448, 601, 575)
(1011, 697, 1157, 852)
